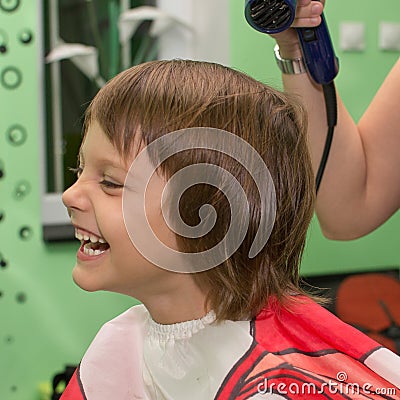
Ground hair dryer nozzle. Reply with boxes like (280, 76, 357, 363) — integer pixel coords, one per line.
(245, 0, 295, 34)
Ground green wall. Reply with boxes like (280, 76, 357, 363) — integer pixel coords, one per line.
(0, 1, 399, 399)
(230, 0, 400, 276)
(0, 3, 134, 399)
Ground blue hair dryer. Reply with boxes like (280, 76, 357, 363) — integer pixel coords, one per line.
(245, 0, 339, 192)
(244, 0, 338, 85)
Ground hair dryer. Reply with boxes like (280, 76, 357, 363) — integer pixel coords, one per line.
(244, 0, 339, 192)
(244, 0, 338, 85)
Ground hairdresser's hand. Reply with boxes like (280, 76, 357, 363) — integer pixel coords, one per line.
(271, 0, 325, 58)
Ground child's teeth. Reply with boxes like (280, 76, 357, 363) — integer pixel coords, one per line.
(76, 232, 83, 240)
(99, 238, 106, 243)
(83, 234, 90, 241)
(83, 242, 106, 257)
(90, 235, 98, 243)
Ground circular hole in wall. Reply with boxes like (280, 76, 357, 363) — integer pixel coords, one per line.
(13, 180, 31, 200)
(1, 66, 22, 89)
(18, 29, 33, 45)
(7, 124, 27, 146)
(0, 258, 7, 268)
(0, 0, 20, 12)
(5, 335, 14, 344)
(0, 29, 8, 52)
(15, 292, 26, 303)
(19, 226, 33, 240)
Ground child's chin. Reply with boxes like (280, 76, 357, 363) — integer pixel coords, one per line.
(72, 266, 103, 292)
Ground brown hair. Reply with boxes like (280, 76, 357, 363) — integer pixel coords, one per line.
(84, 59, 315, 321)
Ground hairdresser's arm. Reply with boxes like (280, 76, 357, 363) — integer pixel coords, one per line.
(272, 0, 400, 240)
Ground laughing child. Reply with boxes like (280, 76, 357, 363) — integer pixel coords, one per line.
(61, 60, 400, 399)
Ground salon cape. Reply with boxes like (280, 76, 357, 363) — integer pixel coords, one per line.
(61, 296, 400, 399)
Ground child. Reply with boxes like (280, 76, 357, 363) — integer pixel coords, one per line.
(61, 60, 400, 399)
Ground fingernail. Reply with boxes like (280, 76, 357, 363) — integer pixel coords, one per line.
(312, 4, 321, 15)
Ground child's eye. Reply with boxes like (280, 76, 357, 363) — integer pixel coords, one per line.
(69, 166, 83, 178)
(68, 167, 123, 189)
(100, 180, 124, 190)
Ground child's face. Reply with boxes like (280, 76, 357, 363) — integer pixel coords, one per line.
(62, 121, 180, 298)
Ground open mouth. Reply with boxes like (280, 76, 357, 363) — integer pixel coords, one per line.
(75, 228, 110, 256)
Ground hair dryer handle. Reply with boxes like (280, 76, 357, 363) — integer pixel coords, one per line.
(296, 13, 339, 85)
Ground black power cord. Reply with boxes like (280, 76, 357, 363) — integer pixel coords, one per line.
(315, 81, 337, 193)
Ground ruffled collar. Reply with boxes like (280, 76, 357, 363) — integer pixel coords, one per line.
(147, 310, 216, 343)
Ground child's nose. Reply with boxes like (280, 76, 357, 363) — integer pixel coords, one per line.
(62, 180, 89, 214)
